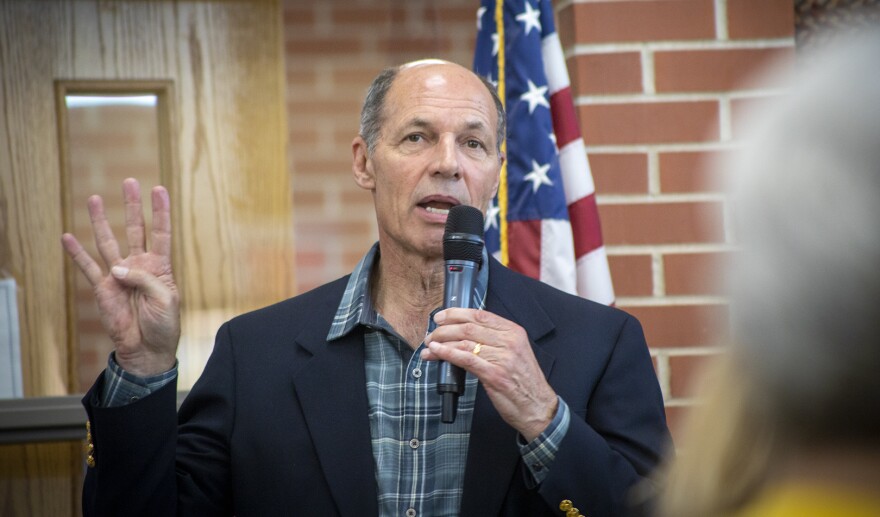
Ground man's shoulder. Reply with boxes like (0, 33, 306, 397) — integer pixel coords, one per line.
(225, 275, 351, 332)
(488, 258, 631, 325)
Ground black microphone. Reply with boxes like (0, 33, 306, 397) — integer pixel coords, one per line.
(437, 204, 484, 424)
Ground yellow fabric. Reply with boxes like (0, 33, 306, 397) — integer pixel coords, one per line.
(735, 483, 880, 517)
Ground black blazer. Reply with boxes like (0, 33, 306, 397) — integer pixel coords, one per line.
(83, 258, 670, 516)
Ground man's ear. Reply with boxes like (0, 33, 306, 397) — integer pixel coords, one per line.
(352, 136, 375, 190)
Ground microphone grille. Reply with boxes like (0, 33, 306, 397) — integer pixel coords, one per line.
(444, 205, 484, 236)
(443, 205, 484, 263)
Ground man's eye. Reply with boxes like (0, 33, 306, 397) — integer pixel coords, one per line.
(466, 139, 484, 149)
(406, 134, 423, 143)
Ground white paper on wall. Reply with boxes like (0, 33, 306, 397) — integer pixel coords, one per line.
(0, 278, 23, 398)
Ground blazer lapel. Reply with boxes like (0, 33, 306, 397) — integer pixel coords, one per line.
(460, 260, 557, 514)
(291, 326, 379, 517)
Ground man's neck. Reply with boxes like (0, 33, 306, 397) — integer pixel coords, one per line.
(371, 244, 445, 349)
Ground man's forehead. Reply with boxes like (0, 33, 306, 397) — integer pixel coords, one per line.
(381, 60, 498, 137)
(399, 115, 492, 133)
(391, 64, 490, 107)
(395, 60, 477, 87)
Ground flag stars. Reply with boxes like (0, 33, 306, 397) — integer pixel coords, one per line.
(477, 6, 486, 30)
(516, 1, 542, 36)
(524, 160, 553, 193)
(491, 33, 500, 56)
(520, 79, 549, 114)
(485, 200, 500, 231)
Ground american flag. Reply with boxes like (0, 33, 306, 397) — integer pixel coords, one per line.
(474, 0, 615, 304)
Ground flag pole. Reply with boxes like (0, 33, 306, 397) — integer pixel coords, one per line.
(494, 0, 509, 266)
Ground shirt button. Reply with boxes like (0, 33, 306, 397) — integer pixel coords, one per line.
(532, 463, 544, 471)
(409, 438, 420, 449)
(405, 509, 417, 517)
(412, 368, 422, 379)
(129, 396, 140, 402)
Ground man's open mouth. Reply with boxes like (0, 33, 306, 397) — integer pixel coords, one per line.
(419, 199, 457, 216)
(425, 206, 450, 215)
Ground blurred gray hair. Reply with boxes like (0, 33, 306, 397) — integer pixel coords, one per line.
(358, 64, 507, 155)
(727, 31, 880, 447)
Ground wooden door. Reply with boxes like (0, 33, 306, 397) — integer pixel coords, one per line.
(0, 1, 292, 514)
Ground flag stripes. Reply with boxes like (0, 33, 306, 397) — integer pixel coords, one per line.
(474, 0, 614, 305)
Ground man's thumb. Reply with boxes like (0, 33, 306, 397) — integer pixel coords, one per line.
(111, 265, 130, 280)
(111, 266, 167, 300)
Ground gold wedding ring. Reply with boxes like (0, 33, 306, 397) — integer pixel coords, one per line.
(472, 342, 483, 356)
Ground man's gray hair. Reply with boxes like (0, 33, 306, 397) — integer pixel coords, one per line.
(358, 64, 507, 155)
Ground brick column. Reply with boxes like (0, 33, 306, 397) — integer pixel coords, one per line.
(558, 0, 795, 440)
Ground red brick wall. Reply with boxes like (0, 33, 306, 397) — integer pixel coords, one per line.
(283, 0, 796, 442)
(559, 0, 795, 441)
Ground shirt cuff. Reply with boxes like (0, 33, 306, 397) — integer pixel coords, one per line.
(518, 396, 571, 485)
(98, 352, 178, 407)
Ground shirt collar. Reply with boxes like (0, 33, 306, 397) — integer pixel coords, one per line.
(327, 241, 490, 341)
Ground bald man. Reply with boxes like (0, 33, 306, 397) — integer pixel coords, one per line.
(70, 60, 669, 517)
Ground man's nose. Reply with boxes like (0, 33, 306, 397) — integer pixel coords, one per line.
(432, 135, 461, 179)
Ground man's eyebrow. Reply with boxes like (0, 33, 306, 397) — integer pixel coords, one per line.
(403, 117, 433, 130)
(464, 120, 490, 133)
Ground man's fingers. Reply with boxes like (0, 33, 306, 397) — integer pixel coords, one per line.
(423, 340, 485, 368)
(123, 178, 146, 255)
(429, 323, 492, 351)
(61, 233, 105, 286)
(149, 186, 172, 258)
(434, 307, 506, 330)
(88, 194, 122, 266)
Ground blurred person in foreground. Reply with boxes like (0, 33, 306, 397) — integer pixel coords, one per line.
(656, 31, 880, 517)
(63, 59, 669, 516)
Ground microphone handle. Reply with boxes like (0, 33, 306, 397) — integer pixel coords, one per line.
(438, 259, 479, 423)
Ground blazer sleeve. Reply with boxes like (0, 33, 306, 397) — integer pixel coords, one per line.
(82, 321, 238, 517)
(536, 314, 671, 516)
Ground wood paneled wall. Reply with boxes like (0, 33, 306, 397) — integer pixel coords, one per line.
(0, 1, 291, 514)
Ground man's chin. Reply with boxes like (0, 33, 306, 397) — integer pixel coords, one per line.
(410, 239, 444, 262)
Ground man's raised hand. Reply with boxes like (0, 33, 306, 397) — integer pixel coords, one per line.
(61, 178, 180, 377)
